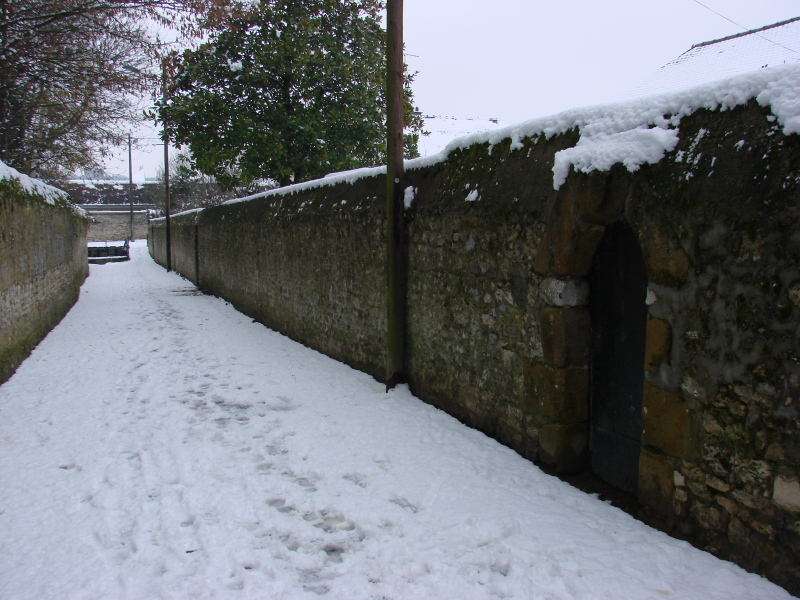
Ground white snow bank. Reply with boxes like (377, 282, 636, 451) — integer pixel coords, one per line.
(207, 61, 800, 206)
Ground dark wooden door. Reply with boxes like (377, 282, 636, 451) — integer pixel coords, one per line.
(588, 221, 648, 494)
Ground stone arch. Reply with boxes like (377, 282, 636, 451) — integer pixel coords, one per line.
(529, 168, 696, 503)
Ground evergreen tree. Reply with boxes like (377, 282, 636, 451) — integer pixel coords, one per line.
(158, 0, 425, 188)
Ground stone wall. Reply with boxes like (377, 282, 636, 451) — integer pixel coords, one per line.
(152, 178, 390, 381)
(405, 131, 578, 461)
(149, 99, 800, 594)
(148, 211, 200, 284)
(528, 102, 800, 591)
(147, 217, 167, 268)
(0, 179, 89, 384)
(86, 210, 149, 242)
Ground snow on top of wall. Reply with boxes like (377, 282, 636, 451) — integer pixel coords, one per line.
(0, 160, 66, 204)
(0, 159, 88, 217)
(223, 165, 390, 207)
(551, 127, 681, 189)
(448, 61, 800, 189)
(149, 206, 204, 223)
(216, 60, 800, 206)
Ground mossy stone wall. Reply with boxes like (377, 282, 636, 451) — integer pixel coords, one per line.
(147, 220, 166, 268)
(151, 177, 389, 381)
(626, 103, 800, 591)
(148, 213, 201, 286)
(405, 131, 579, 459)
(148, 100, 800, 594)
(0, 181, 89, 384)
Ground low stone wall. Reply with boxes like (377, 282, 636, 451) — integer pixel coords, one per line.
(149, 99, 800, 594)
(0, 178, 89, 384)
(86, 210, 149, 242)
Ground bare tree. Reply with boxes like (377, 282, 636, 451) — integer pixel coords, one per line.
(0, 0, 234, 181)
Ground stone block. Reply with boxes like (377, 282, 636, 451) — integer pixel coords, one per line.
(639, 227, 692, 286)
(727, 517, 756, 554)
(773, 476, 800, 512)
(707, 476, 731, 493)
(642, 382, 697, 459)
(534, 224, 605, 277)
(692, 504, 730, 531)
(523, 361, 588, 422)
(570, 169, 628, 226)
(638, 448, 675, 516)
(644, 315, 671, 372)
(539, 307, 590, 367)
(534, 188, 605, 276)
(538, 422, 588, 473)
(539, 278, 589, 307)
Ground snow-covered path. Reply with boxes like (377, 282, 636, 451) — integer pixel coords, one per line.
(0, 242, 791, 600)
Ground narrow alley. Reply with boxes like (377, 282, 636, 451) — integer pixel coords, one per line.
(0, 242, 790, 600)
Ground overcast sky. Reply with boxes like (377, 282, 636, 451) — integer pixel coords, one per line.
(105, 0, 800, 180)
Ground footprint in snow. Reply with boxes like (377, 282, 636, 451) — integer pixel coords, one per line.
(267, 498, 296, 514)
(280, 470, 319, 492)
(266, 444, 287, 456)
(491, 562, 511, 576)
(390, 496, 418, 513)
(180, 516, 196, 528)
(322, 544, 345, 563)
(265, 395, 296, 412)
(304, 510, 356, 534)
(343, 473, 368, 488)
(292, 476, 317, 492)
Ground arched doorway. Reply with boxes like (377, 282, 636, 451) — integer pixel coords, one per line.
(588, 220, 648, 493)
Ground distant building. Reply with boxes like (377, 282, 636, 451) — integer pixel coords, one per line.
(621, 16, 800, 99)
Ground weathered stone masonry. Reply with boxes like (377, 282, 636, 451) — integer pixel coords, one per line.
(0, 180, 89, 384)
(150, 100, 800, 594)
(85, 210, 149, 242)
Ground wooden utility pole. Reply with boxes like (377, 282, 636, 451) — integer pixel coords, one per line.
(164, 133, 171, 272)
(162, 68, 172, 272)
(128, 134, 134, 241)
(385, 0, 405, 390)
